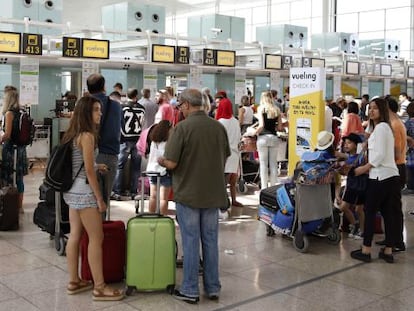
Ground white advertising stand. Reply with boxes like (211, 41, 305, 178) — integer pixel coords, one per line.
(288, 67, 326, 175)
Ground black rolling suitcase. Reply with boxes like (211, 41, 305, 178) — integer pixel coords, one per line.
(259, 185, 283, 211)
(0, 147, 19, 231)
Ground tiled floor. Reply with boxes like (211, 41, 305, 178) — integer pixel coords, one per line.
(1, 166, 414, 310)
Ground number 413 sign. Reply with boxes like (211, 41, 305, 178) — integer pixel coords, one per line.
(22, 33, 42, 56)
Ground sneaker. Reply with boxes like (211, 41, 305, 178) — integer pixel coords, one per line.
(207, 294, 219, 300)
(348, 224, 355, 238)
(393, 243, 406, 252)
(130, 193, 137, 201)
(110, 193, 122, 201)
(350, 223, 360, 238)
(401, 188, 414, 195)
(172, 290, 199, 304)
(353, 230, 363, 240)
(218, 210, 229, 221)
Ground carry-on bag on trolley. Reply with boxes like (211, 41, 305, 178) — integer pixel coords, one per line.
(33, 186, 70, 255)
(80, 172, 126, 283)
(125, 171, 176, 296)
(259, 184, 284, 210)
(0, 147, 19, 231)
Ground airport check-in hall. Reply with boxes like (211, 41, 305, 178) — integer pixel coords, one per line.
(1, 0, 414, 310)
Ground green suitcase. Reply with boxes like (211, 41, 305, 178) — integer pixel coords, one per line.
(125, 172, 175, 296)
(125, 214, 176, 295)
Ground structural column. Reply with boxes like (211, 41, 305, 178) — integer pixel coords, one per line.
(322, 0, 336, 33)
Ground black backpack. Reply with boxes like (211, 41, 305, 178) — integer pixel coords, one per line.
(44, 140, 83, 192)
(11, 110, 36, 146)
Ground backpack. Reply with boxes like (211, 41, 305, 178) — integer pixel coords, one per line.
(44, 141, 83, 192)
(11, 111, 36, 146)
(297, 151, 334, 183)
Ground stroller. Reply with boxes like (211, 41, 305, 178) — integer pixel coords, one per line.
(238, 136, 260, 193)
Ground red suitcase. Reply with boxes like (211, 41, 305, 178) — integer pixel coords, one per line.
(80, 220, 126, 283)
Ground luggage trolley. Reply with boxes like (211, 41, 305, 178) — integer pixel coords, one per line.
(291, 182, 341, 253)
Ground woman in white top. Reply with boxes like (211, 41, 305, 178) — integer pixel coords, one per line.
(351, 97, 400, 264)
(238, 95, 254, 135)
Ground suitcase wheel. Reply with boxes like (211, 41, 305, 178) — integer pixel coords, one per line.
(125, 286, 136, 296)
(327, 227, 341, 245)
(55, 236, 67, 256)
(266, 225, 275, 237)
(293, 230, 309, 253)
(237, 180, 248, 194)
(167, 284, 175, 295)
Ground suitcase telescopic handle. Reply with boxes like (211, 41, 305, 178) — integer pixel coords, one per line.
(140, 171, 161, 214)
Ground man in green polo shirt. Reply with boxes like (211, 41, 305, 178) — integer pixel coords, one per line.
(159, 88, 230, 304)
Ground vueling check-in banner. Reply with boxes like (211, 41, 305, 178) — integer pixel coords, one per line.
(288, 67, 326, 175)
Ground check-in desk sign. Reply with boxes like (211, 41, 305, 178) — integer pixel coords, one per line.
(0, 32, 42, 55)
(0, 32, 110, 59)
(63, 37, 110, 59)
(152, 44, 191, 64)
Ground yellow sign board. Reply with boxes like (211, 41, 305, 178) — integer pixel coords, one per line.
(0, 32, 21, 54)
(82, 39, 109, 59)
(217, 50, 235, 67)
(152, 44, 175, 63)
(288, 67, 326, 175)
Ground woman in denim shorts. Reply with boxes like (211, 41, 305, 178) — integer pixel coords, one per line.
(63, 96, 123, 301)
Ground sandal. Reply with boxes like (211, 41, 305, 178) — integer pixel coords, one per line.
(93, 285, 124, 301)
(67, 280, 93, 295)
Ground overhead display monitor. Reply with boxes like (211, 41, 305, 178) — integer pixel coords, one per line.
(55, 99, 76, 117)
(0, 31, 21, 54)
(82, 39, 110, 59)
(311, 58, 325, 68)
(380, 64, 392, 77)
(152, 44, 175, 63)
(408, 66, 414, 78)
(265, 54, 282, 70)
(346, 61, 360, 75)
(62, 37, 81, 58)
(216, 50, 235, 67)
(22, 33, 42, 55)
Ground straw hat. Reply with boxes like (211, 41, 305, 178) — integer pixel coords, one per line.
(316, 131, 334, 150)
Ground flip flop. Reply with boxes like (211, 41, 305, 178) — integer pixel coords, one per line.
(67, 280, 93, 295)
(93, 286, 124, 301)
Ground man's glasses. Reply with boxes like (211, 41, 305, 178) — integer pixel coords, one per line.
(177, 101, 185, 109)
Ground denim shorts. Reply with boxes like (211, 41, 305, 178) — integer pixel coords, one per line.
(150, 174, 172, 187)
(63, 177, 98, 209)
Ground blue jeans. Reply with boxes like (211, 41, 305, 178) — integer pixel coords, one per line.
(176, 203, 221, 297)
(113, 141, 141, 195)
